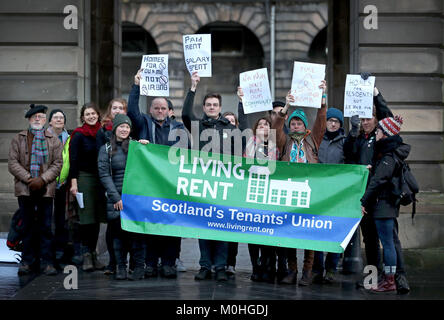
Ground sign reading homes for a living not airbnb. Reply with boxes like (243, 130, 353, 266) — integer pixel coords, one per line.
(121, 142, 369, 253)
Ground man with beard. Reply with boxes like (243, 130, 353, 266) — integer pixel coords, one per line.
(8, 104, 63, 275)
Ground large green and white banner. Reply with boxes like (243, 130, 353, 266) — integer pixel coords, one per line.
(121, 142, 369, 253)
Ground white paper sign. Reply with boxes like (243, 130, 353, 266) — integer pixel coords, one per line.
(240, 68, 273, 114)
(290, 61, 326, 108)
(75, 192, 84, 209)
(183, 34, 212, 77)
(344, 74, 376, 118)
(140, 54, 169, 96)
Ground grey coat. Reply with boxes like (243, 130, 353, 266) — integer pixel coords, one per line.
(318, 128, 346, 164)
(98, 141, 127, 220)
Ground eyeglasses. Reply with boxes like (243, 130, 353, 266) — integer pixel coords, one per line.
(51, 116, 64, 120)
(327, 119, 340, 124)
(31, 115, 46, 120)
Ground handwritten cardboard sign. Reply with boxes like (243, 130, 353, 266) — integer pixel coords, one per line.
(140, 54, 169, 96)
(183, 34, 212, 77)
(344, 74, 375, 118)
(290, 61, 325, 108)
(239, 68, 273, 114)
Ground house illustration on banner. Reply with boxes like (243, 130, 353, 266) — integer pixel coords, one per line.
(246, 165, 311, 208)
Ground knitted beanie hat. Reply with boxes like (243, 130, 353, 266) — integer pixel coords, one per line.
(112, 114, 132, 132)
(378, 115, 403, 136)
(288, 109, 308, 129)
(326, 108, 344, 127)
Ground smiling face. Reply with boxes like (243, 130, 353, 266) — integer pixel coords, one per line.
(29, 112, 46, 130)
(115, 123, 131, 141)
(82, 108, 99, 126)
(110, 101, 125, 119)
(203, 97, 222, 119)
(49, 111, 65, 131)
(361, 117, 378, 134)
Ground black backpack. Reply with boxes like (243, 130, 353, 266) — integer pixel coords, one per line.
(391, 153, 419, 221)
(6, 209, 24, 252)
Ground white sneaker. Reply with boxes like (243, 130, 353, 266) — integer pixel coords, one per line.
(226, 265, 236, 275)
(176, 258, 187, 272)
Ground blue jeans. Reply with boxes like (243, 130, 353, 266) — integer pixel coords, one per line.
(374, 218, 397, 269)
(198, 239, 228, 272)
(19, 196, 54, 267)
(313, 251, 340, 274)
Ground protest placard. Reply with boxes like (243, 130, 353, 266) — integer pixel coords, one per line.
(239, 68, 273, 114)
(344, 74, 376, 118)
(139, 54, 169, 96)
(290, 61, 325, 108)
(183, 34, 212, 77)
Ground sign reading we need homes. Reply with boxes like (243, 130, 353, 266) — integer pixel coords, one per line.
(344, 74, 376, 118)
(183, 34, 212, 77)
(140, 54, 169, 96)
(239, 68, 273, 114)
(290, 61, 326, 108)
(121, 142, 369, 253)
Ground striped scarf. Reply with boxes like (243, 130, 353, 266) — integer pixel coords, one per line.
(29, 128, 48, 178)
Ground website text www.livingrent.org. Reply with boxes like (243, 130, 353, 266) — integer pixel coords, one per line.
(207, 221, 275, 235)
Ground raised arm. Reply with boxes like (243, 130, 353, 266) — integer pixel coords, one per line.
(126, 69, 146, 136)
(182, 71, 200, 132)
(310, 80, 327, 150)
(236, 87, 249, 131)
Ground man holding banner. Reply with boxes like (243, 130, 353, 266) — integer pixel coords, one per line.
(127, 69, 189, 279)
(272, 80, 327, 286)
(181, 71, 241, 282)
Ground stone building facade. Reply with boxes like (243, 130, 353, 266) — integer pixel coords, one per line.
(0, 0, 443, 247)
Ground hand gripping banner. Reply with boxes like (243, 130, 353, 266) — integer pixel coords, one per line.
(121, 142, 369, 253)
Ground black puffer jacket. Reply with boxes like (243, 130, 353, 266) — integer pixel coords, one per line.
(98, 140, 128, 220)
(360, 135, 411, 219)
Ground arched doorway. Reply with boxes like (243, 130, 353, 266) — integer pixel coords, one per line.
(121, 21, 158, 109)
(184, 22, 264, 124)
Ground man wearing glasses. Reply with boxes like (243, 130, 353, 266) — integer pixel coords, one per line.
(8, 104, 63, 275)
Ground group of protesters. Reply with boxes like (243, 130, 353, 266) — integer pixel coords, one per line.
(8, 68, 411, 294)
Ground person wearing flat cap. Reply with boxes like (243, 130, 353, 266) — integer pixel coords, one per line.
(8, 104, 63, 276)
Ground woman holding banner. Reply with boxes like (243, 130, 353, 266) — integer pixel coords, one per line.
(97, 114, 146, 280)
(237, 86, 287, 284)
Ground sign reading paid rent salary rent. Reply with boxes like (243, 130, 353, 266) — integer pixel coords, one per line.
(290, 61, 326, 108)
(344, 74, 376, 118)
(140, 54, 169, 96)
(183, 34, 212, 77)
(239, 68, 273, 114)
(121, 143, 369, 253)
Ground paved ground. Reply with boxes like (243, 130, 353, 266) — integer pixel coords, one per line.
(1, 239, 444, 301)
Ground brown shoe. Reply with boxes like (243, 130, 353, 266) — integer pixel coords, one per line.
(371, 274, 396, 293)
(299, 270, 313, 286)
(43, 265, 57, 276)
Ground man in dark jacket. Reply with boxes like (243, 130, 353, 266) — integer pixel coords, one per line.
(128, 70, 189, 279)
(8, 104, 63, 276)
(313, 107, 347, 284)
(181, 71, 240, 282)
(361, 115, 410, 293)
